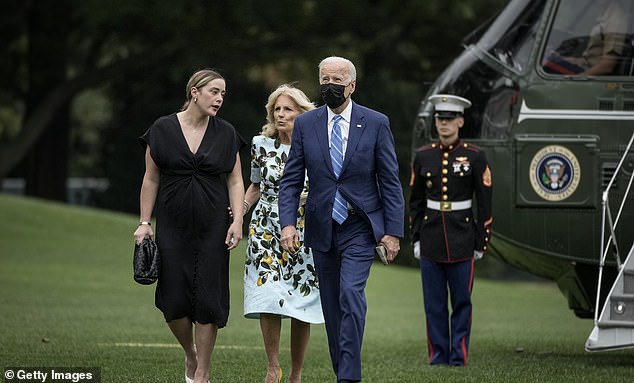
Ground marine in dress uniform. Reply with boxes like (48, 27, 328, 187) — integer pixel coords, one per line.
(409, 94, 492, 366)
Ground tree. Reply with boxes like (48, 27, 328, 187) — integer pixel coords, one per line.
(0, 0, 507, 206)
(0, 0, 186, 191)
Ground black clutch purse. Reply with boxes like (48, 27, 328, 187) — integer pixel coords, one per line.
(133, 237, 160, 285)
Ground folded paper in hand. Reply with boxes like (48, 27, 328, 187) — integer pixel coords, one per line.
(375, 244, 388, 265)
(133, 237, 160, 285)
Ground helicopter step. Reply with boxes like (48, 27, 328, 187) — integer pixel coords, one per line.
(585, 245, 634, 351)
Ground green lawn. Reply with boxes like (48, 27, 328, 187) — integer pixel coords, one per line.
(0, 194, 632, 382)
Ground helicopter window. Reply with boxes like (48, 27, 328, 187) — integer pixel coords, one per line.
(426, 59, 520, 142)
(426, 95, 518, 141)
(541, 0, 633, 76)
(419, 0, 546, 142)
(475, 0, 547, 73)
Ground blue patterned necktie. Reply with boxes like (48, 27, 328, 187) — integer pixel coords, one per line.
(330, 115, 348, 224)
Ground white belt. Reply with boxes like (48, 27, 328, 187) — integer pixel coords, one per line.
(427, 199, 472, 212)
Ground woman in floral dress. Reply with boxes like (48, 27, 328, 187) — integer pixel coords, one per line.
(243, 84, 323, 383)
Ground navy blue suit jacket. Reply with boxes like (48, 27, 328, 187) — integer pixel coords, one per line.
(279, 102, 404, 252)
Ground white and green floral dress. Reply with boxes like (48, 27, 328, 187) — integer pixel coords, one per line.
(243, 135, 324, 323)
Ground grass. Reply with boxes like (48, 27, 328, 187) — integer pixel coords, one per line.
(0, 193, 633, 382)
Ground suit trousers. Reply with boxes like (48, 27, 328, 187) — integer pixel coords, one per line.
(419, 257, 474, 366)
(313, 213, 374, 382)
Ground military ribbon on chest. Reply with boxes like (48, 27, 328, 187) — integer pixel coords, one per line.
(453, 156, 470, 175)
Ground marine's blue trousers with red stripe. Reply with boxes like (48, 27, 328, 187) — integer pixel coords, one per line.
(419, 257, 474, 366)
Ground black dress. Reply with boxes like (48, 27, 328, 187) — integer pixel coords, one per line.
(140, 113, 246, 327)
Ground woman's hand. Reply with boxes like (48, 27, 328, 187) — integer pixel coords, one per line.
(134, 224, 154, 244)
(225, 221, 243, 250)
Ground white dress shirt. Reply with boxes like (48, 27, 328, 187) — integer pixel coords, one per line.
(327, 102, 352, 158)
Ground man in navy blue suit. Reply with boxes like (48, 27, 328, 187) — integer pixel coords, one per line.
(279, 56, 404, 383)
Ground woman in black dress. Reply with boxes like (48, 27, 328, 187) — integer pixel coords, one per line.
(134, 69, 246, 383)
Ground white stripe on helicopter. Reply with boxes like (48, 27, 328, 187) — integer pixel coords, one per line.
(518, 100, 634, 123)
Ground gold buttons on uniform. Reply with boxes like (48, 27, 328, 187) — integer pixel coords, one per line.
(442, 195, 448, 200)
(442, 177, 448, 183)
(465, 217, 470, 222)
(442, 186, 447, 192)
(442, 160, 448, 166)
(443, 152, 449, 158)
(426, 172, 431, 177)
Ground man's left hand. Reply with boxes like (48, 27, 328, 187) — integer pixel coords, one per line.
(380, 235, 400, 263)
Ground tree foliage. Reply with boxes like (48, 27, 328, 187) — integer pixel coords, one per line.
(0, 0, 507, 208)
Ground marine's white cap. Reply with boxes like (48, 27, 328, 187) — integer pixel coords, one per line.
(428, 94, 472, 117)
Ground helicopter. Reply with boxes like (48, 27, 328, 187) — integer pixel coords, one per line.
(411, 0, 634, 351)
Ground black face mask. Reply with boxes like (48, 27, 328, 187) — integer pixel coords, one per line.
(320, 83, 347, 109)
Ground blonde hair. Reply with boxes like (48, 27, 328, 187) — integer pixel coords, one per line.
(260, 84, 315, 138)
(181, 69, 224, 111)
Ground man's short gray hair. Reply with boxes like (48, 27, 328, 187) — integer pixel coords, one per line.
(318, 56, 357, 81)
